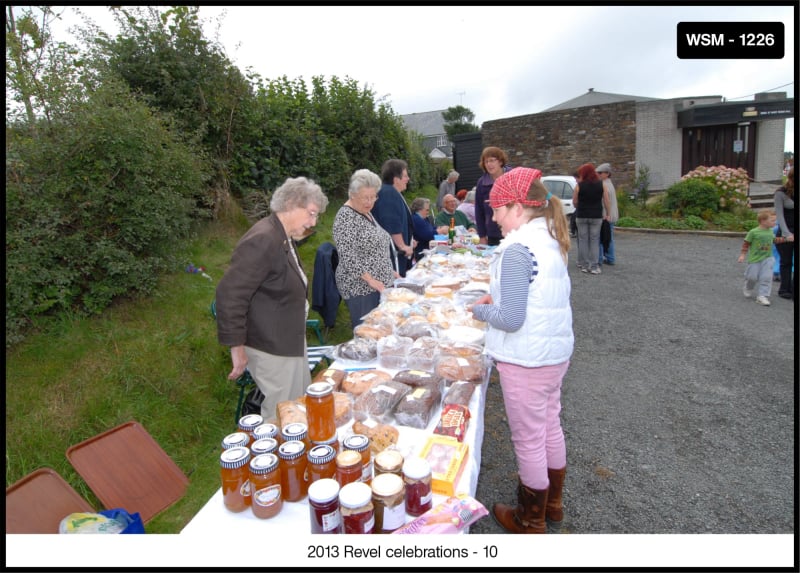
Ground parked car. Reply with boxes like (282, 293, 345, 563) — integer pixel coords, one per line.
(541, 175, 576, 215)
(542, 175, 577, 237)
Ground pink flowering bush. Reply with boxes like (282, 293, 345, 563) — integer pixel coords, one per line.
(681, 165, 750, 210)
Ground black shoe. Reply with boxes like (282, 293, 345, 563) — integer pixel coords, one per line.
(778, 292, 793, 299)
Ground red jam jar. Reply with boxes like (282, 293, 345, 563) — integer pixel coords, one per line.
(402, 457, 433, 517)
(308, 478, 342, 534)
(339, 481, 375, 534)
(335, 450, 363, 488)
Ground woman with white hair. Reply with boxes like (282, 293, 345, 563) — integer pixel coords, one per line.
(457, 188, 477, 224)
(436, 170, 460, 210)
(333, 169, 399, 329)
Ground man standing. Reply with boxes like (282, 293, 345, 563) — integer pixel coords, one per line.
(435, 193, 475, 231)
(436, 170, 460, 210)
(596, 163, 619, 266)
(372, 158, 415, 277)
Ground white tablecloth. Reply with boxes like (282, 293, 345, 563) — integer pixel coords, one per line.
(181, 358, 489, 535)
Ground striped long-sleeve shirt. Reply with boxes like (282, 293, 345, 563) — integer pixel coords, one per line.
(473, 243, 537, 332)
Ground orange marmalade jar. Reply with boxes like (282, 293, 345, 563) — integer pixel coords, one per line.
(237, 414, 264, 447)
(220, 446, 252, 512)
(305, 382, 336, 442)
(281, 422, 310, 451)
(252, 423, 279, 442)
(250, 437, 279, 457)
(307, 444, 337, 484)
(342, 434, 373, 485)
(277, 440, 308, 501)
(249, 453, 282, 519)
(311, 433, 340, 455)
(220, 432, 250, 452)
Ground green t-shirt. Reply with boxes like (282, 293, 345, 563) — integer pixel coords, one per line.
(434, 209, 474, 230)
(744, 226, 775, 263)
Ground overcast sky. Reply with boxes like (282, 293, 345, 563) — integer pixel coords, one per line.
(55, 5, 796, 152)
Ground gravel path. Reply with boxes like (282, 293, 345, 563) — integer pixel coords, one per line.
(470, 229, 795, 534)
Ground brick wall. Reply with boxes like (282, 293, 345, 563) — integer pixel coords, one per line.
(482, 101, 637, 190)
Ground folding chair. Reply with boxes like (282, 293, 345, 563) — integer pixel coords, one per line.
(6, 467, 95, 533)
(66, 420, 189, 524)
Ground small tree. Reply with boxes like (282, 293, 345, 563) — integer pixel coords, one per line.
(442, 105, 479, 144)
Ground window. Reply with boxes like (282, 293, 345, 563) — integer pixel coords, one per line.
(436, 134, 449, 148)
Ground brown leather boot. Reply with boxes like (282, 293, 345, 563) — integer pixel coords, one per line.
(492, 479, 548, 533)
(545, 466, 566, 529)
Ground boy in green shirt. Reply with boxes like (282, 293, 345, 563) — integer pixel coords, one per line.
(738, 210, 793, 306)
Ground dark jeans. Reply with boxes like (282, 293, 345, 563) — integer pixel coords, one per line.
(345, 291, 381, 329)
(776, 241, 795, 297)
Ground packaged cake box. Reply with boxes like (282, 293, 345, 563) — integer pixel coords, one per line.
(418, 435, 469, 496)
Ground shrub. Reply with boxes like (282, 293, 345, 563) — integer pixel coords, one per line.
(684, 215, 707, 230)
(616, 216, 643, 228)
(664, 178, 719, 217)
(681, 165, 750, 210)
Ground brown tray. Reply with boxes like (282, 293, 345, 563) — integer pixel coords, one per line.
(6, 467, 95, 533)
(66, 420, 188, 523)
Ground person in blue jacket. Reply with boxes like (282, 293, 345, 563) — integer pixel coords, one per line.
(371, 159, 416, 277)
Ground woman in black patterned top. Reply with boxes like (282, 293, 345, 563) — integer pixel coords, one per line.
(333, 169, 399, 329)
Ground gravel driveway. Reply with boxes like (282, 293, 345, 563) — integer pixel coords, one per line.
(470, 229, 795, 536)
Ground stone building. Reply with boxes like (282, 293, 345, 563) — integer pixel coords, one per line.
(463, 89, 792, 192)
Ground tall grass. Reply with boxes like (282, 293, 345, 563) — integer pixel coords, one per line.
(5, 184, 438, 533)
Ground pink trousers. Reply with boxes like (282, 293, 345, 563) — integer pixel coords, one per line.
(496, 360, 570, 490)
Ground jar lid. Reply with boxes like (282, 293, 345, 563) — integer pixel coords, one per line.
(339, 481, 373, 509)
(307, 444, 336, 465)
(220, 432, 249, 450)
(281, 422, 308, 442)
(342, 434, 370, 453)
(238, 414, 264, 431)
(220, 446, 251, 469)
(335, 449, 362, 468)
(371, 472, 404, 497)
(308, 478, 340, 504)
(277, 440, 306, 460)
(253, 423, 278, 440)
(311, 433, 339, 448)
(306, 381, 334, 397)
(250, 437, 279, 456)
(249, 453, 279, 474)
(402, 457, 431, 480)
(374, 449, 404, 472)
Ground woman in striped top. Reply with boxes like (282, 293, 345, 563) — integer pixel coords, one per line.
(470, 167, 574, 534)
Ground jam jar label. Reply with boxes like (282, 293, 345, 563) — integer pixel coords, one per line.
(239, 479, 251, 497)
(321, 509, 341, 532)
(254, 484, 281, 507)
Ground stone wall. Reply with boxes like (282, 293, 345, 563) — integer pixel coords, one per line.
(481, 101, 637, 190)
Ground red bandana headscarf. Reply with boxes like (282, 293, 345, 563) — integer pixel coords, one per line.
(488, 167, 545, 209)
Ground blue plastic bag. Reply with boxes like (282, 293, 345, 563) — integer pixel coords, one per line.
(98, 508, 145, 534)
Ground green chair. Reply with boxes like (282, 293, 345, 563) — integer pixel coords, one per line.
(210, 300, 334, 422)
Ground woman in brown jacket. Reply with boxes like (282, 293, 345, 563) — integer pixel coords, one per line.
(216, 177, 329, 421)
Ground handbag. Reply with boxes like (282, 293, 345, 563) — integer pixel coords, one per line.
(242, 386, 265, 417)
(600, 219, 611, 251)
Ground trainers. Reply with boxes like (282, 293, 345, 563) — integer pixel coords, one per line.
(590, 267, 602, 275)
(755, 296, 771, 306)
(743, 286, 754, 298)
(580, 267, 589, 273)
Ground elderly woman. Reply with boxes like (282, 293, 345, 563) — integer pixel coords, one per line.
(410, 197, 448, 261)
(216, 176, 329, 421)
(334, 169, 399, 329)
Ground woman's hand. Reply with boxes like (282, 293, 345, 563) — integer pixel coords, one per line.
(228, 345, 248, 380)
(471, 294, 493, 307)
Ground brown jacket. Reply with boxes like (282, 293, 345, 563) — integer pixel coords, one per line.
(215, 214, 308, 357)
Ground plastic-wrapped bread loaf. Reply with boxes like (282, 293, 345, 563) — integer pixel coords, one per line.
(392, 369, 442, 388)
(312, 368, 346, 391)
(393, 384, 442, 429)
(442, 380, 476, 408)
(341, 369, 393, 396)
(352, 378, 412, 422)
(352, 419, 399, 455)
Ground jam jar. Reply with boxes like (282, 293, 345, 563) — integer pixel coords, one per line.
(252, 422, 279, 443)
(342, 434, 372, 485)
(249, 453, 282, 519)
(220, 432, 250, 452)
(250, 437, 279, 457)
(277, 440, 308, 501)
(402, 457, 433, 517)
(374, 449, 404, 477)
(339, 481, 375, 534)
(308, 478, 342, 534)
(281, 422, 310, 450)
(305, 381, 336, 442)
(371, 472, 406, 533)
(220, 446, 252, 513)
(237, 414, 264, 447)
(311, 432, 340, 455)
(307, 444, 337, 484)
(335, 450, 363, 487)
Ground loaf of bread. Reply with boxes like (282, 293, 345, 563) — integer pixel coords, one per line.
(341, 369, 392, 396)
(377, 335, 412, 370)
(442, 380, 477, 408)
(352, 378, 412, 422)
(335, 338, 377, 362)
(312, 368, 346, 391)
(393, 369, 442, 388)
(352, 419, 399, 455)
(276, 399, 307, 428)
(395, 317, 439, 340)
(435, 355, 487, 383)
(353, 322, 393, 340)
(333, 391, 353, 427)
(406, 336, 439, 371)
(393, 384, 441, 429)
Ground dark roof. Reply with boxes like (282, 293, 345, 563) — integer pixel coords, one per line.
(543, 89, 660, 112)
(401, 110, 446, 136)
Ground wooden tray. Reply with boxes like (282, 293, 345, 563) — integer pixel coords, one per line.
(6, 467, 94, 533)
(66, 421, 188, 523)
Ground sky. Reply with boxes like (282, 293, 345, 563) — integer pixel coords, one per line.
(51, 4, 796, 153)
